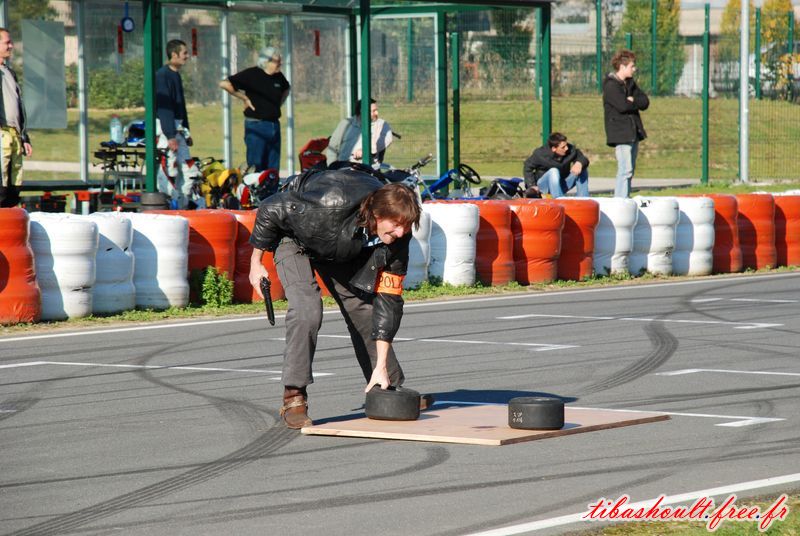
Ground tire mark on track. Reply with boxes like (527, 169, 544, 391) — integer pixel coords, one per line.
(581, 320, 679, 395)
(5, 425, 296, 536)
(5, 336, 293, 536)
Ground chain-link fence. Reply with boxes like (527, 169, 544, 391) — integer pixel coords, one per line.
(8, 0, 799, 183)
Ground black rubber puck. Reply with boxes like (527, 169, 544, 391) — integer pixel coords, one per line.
(508, 397, 565, 430)
(365, 386, 421, 421)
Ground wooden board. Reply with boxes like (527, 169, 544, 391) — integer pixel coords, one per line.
(301, 405, 670, 446)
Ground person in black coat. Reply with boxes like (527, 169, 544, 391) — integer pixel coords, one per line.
(603, 49, 649, 198)
(249, 168, 422, 429)
(522, 132, 590, 198)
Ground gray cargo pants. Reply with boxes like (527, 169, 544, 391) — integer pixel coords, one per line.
(274, 239, 405, 388)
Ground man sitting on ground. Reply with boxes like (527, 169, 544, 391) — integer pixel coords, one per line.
(522, 132, 590, 198)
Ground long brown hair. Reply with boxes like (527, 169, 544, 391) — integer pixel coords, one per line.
(357, 183, 421, 235)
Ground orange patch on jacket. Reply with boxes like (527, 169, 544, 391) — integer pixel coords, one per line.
(376, 272, 404, 295)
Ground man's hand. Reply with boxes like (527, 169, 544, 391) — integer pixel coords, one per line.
(570, 162, 583, 175)
(168, 138, 179, 152)
(352, 148, 363, 160)
(627, 96, 634, 102)
(249, 247, 269, 298)
(365, 365, 390, 393)
(243, 95, 255, 112)
(23, 142, 32, 157)
(365, 340, 392, 392)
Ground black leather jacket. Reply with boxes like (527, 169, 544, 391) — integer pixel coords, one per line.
(249, 167, 410, 341)
(602, 73, 649, 146)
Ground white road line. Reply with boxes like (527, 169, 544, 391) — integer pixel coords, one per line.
(322, 334, 577, 352)
(691, 298, 797, 304)
(0, 361, 47, 369)
(497, 313, 782, 330)
(1, 272, 796, 344)
(464, 472, 800, 535)
(0, 361, 333, 377)
(656, 368, 800, 378)
(0, 410, 16, 413)
(571, 406, 784, 428)
(730, 298, 797, 303)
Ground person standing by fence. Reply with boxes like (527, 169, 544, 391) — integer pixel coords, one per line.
(219, 47, 290, 172)
(603, 49, 649, 198)
(0, 28, 32, 208)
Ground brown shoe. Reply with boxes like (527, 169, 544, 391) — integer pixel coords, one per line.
(281, 386, 312, 429)
(420, 394, 435, 411)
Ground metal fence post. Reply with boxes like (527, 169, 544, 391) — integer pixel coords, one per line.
(755, 8, 761, 100)
(407, 18, 414, 103)
(626, 32, 633, 52)
(596, 0, 602, 93)
(143, 0, 158, 193)
(790, 10, 796, 101)
(451, 31, 460, 172)
(359, 0, 371, 166)
(435, 12, 448, 177)
(540, 3, 552, 146)
(702, 4, 710, 185)
(651, 0, 657, 94)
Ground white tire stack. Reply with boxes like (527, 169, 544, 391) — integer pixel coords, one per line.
(593, 198, 638, 275)
(88, 213, 136, 313)
(630, 196, 680, 276)
(673, 197, 715, 276)
(29, 213, 98, 320)
(123, 213, 190, 309)
(423, 203, 479, 286)
(405, 210, 431, 289)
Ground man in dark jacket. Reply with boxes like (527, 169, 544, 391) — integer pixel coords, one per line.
(249, 168, 422, 429)
(156, 39, 194, 208)
(603, 49, 650, 198)
(522, 132, 590, 198)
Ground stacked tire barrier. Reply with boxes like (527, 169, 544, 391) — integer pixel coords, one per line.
(153, 209, 238, 281)
(406, 210, 432, 289)
(630, 197, 680, 276)
(6, 188, 800, 326)
(508, 200, 564, 284)
(88, 213, 136, 314)
(594, 198, 638, 275)
(703, 194, 742, 274)
(735, 194, 777, 270)
(0, 208, 41, 324)
(124, 213, 190, 309)
(773, 195, 800, 266)
(552, 199, 600, 281)
(228, 210, 285, 303)
(29, 213, 98, 320)
(463, 200, 515, 286)
(673, 197, 715, 276)
(423, 202, 479, 286)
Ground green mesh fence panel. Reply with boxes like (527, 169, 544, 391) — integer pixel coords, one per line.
(370, 16, 437, 169)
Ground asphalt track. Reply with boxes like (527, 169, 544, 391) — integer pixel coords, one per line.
(2, 272, 800, 536)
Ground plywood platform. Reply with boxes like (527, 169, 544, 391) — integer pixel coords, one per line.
(301, 405, 669, 446)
